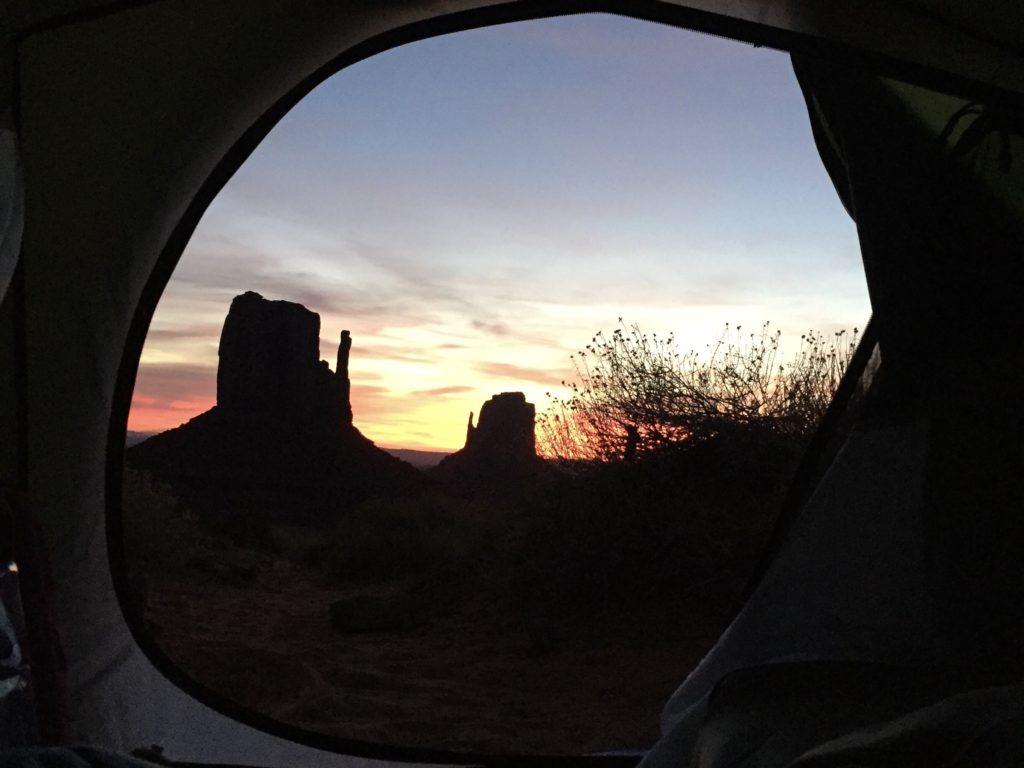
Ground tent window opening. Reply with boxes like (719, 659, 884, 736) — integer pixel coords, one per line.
(119, 13, 869, 758)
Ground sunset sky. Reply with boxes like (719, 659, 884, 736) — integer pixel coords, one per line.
(129, 13, 870, 452)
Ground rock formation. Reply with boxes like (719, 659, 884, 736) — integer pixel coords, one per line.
(337, 330, 353, 425)
(463, 392, 537, 464)
(215, 291, 352, 428)
(129, 292, 420, 526)
(431, 392, 545, 495)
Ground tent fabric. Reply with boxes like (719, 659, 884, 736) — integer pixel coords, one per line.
(0, 129, 22, 303)
(636, 54, 1024, 768)
(0, 747, 160, 768)
(793, 57, 1024, 660)
(0, 19, 22, 305)
(1, 0, 1024, 765)
(10, 3, 477, 761)
(639, 418, 942, 767)
(15, 0, 1024, 93)
(687, 662, 1024, 768)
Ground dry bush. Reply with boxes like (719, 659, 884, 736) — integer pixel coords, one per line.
(537, 321, 858, 462)
(527, 321, 858, 614)
(515, 424, 801, 617)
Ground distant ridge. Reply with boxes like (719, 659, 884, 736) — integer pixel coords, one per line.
(126, 430, 158, 447)
(384, 448, 449, 470)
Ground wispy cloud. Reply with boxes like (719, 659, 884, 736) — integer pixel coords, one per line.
(133, 362, 216, 402)
(354, 343, 437, 365)
(474, 361, 566, 387)
(471, 320, 511, 337)
(409, 385, 475, 397)
(144, 323, 225, 342)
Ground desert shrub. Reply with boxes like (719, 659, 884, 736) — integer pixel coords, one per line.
(514, 426, 799, 617)
(328, 492, 517, 582)
(537, 321, 857, 461)
(121, 468, 205, 609)
(521, 321, 859, 621)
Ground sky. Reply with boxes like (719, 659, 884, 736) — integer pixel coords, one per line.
(128, 13, 870, 452)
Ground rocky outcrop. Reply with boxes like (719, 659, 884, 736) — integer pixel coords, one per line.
(431, 392, 545, 495)
(337, 330, 353, 425)
(464, 392, 536, 464)
(129, 292, 420, 526)
(216, 291, 349, 426)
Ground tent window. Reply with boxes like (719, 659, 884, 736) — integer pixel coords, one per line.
(119, 13, 868, 757)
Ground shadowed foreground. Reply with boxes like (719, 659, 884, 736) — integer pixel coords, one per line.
(138, 528, 725, 754)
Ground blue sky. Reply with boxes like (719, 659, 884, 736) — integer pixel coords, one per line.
(131, 13, 869, 451)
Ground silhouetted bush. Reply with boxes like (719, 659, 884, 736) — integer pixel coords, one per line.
(515, 423, 800, 619)
(524, 318, 854, 615)
(537, 321, 857, 461)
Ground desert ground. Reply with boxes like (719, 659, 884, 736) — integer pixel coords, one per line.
(137, 520, 730, 756)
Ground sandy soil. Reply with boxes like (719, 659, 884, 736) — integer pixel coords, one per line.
(142, 544, 726, 756)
